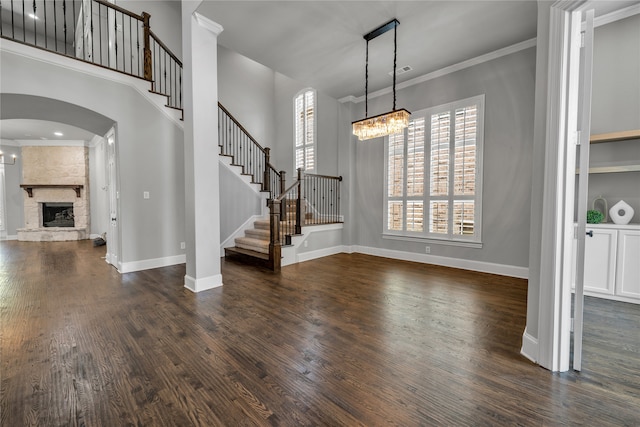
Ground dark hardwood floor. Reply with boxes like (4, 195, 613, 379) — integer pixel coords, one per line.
(1, 241, 638, 426)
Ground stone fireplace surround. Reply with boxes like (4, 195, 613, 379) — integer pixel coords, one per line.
(17, 146, 90, 242)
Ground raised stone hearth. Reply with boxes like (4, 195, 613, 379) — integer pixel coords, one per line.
(17, 146, 90, 242)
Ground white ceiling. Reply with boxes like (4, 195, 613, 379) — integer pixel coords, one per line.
(196, 1, 540, 100)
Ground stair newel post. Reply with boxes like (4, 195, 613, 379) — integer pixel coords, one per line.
(142, 12, 152, 85)
(263, 148, 271, 193)
(268, 199, 282, 272)
(295, 168, 304, 234)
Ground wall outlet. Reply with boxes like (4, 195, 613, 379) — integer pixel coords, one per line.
(304, 240, 308, 248)
(425, 246, 430, 254)
(180, 242, 185, 249)
(143, 191, 150, 199)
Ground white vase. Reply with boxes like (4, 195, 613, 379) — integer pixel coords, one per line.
(609, 200, 634, 225)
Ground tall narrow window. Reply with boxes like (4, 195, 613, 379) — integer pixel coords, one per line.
(294, 89, 316, 172)
(384, 95, 484, 245)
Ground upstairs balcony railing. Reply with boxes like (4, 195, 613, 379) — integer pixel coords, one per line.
(0, 0, 182, 109)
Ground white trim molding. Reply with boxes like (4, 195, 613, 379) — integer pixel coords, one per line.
(521, 328, 539, 363)
(297, 245, 347, 264)
(339, 38, 536, 104)
(184, 273, 223, 293)
(119, 254, 186, 274)
(352, 245, 528, 279)
(194, 12, 224, 36)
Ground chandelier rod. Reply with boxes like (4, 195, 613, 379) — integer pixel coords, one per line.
(362, 18, 400, 117)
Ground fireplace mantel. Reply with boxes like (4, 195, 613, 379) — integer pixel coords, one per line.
(20, 184, 84, 198)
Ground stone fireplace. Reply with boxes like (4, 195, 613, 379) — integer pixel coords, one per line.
(17, 146, 90, 241)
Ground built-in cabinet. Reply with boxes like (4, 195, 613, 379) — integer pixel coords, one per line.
(573, 223, 640, 304)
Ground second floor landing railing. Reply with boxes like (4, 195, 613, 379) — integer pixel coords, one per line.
(0, 0, 182, 110)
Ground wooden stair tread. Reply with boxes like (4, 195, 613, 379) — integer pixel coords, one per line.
(224, 246, 269, 260)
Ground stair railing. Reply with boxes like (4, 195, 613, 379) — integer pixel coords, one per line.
(268, 168, 342, 271)
(218, 103, 286, 199)
(0, 0, 182, 111)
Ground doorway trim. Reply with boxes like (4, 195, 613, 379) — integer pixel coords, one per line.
(536, 0, 609, 372)
(104, 126, 121, 270)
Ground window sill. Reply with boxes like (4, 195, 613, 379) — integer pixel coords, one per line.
(382, 233, 483, 249)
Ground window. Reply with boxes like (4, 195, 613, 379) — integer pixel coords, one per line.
(384, 95, 484, 245)
(294, 89, 316, 172)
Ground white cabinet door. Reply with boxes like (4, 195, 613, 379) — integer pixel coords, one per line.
(583, 227, 617, 295)
(616, 229, 640, 299)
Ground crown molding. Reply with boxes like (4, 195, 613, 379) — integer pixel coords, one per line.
(11, 140, 89, 147)
(194, 12, 224, 36)
(341, 38, 537, 104)
(0, 138, 20, 147)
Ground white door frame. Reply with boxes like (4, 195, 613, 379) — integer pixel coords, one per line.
(105, 126, 121, 270)
(537, 0, 610, 372)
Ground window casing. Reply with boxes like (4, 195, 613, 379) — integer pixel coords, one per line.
(384, 95, 484, 245)
(294, 89, 316, 172)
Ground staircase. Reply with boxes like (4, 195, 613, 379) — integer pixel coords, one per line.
(218, 104, 342, 271)
(1, 0, 342, 272)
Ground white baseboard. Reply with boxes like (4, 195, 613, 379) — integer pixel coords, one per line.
(0, 235, 18, 241)
(184, 273, 223, 292)
(297, 245, 347, 263)
(119, 254, 186, 273)
(352, 245, 529, 279)
(520, 328, 539, 363)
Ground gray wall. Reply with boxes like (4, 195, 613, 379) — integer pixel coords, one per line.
(218, 47, 342, 179)
(1, 50, 185, 265)
(219, 164, 264, 243)
(118, 0, 182, 60)
(587, 14, 640, 222)
(349, 48, 536, 268)
(0, 144, 24, 237)
(218, 45, 276, 149)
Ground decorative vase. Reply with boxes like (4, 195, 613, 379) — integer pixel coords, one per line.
(592, 195, 608, 222)
(609, 200, 634, 225)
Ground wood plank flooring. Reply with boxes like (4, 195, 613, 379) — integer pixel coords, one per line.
(1, 240, 638, 426)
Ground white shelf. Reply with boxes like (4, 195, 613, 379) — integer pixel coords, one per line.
(576, 160, 640, 174)
(590, 129, 640, 143)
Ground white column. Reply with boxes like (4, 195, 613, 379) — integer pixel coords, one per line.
(182, 2, 224, 292)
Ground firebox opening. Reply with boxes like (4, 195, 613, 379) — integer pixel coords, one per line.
(42, 203, 75, 228)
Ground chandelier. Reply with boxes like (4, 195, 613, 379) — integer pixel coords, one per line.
(352, 19, 410, 141)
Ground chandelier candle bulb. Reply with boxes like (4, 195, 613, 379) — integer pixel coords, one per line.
(352, 109, 410, 141)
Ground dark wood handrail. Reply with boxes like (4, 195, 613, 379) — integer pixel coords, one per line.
(94, 0, 144, 21)
(218, 103, 267, 153)
(305, 173, 343, 181)
(275, 181, 301, 202)
(149, 29, 183, 67)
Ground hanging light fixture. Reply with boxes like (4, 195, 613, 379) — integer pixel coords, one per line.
(352, 19, 410, 141)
